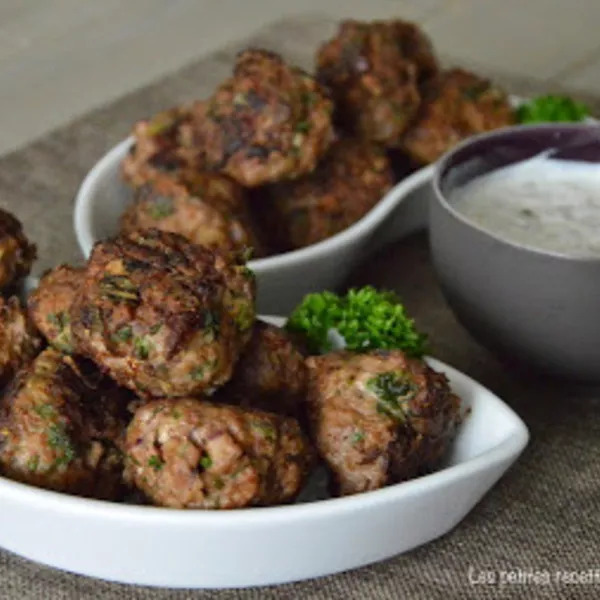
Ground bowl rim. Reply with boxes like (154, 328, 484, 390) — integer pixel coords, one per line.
(0, 355, 528, 525)
(73, 136, 435, 271)
(432, 122, 600, 264)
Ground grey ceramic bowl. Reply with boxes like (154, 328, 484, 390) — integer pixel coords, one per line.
(430, 124, 600, 382)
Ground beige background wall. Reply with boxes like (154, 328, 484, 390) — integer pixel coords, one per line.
(1, 0, 599, 156)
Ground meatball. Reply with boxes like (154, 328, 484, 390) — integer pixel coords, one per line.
(71, 230, 255, 398)
(401, 68, 515, 165)
(316, 20, 437, 146)
(0, 296, 42, 387)
(218, 321, 307, 417)
(258, 138, 393, 250)
(305, 350, 461, 496)
(0, 208, 36, 292)
(122, 105, 202, 188)
(0, 348, 129, 499)
(120, 172, 265, 258)
(123, 398, 313, 509)
(192, 48, 335, 187)
(28, 265, 83, 353)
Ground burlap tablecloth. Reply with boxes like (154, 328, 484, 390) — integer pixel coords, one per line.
(0, 14, 598, 600)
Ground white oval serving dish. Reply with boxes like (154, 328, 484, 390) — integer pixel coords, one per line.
(73, 137, 434, 314)
(0, 311, 529, 588)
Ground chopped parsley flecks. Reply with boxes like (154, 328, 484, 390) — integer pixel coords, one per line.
(133, 336, 152, 360)
(203, 311, 220, 341)
(190, 359, 218, 381)
(199, 454, 213, 471)
(148, 455, 164, 471)
(47, 423, 75, 467)
(27, 455, 40, 472)
(241, 266, 255, 280)
(100, 275, 139, 304)
(234, 301, 254, 332)
(351, 430, 365, 445)
(295, 121, 311, 134)
(112, 325, 133, 343)
(149, 322, 163, 335)
(46, 312, 74, 351)
(240, 247, 254, 263)
(251, 421, 276, 442)
(47, 311, 69, 330)
(366, 371, 418, 423)
(147, 196, 175, 220)
(463, 82, 490, 100)
(34, 403, 57, 420)
(146, 113, 176, 136)
(301, 91, 318, 107)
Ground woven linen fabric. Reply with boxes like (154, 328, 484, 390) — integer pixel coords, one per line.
(0, 14, 598, 600)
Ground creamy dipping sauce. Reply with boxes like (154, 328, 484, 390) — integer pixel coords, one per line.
(450, 153, 600, 258)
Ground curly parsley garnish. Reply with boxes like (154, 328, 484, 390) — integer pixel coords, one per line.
(286, 286, 427, 356)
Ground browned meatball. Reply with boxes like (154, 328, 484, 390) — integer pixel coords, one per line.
(218, 321, 307, 417)
(28, 265, 83, 354)
(402, 68, 515, 165)
(0, 208, 36, 292)
(71, 230, 255, 399)
(192, 48, 335, 187)
(120, 172, 265, 258)
(122, 105, 203, 188)
(394, 20, 439, 82)
(123, 398, 313, 509)
(305, 350, 461, 496)
(316, 20, 437, 146)
(0, 296, 42, 387)
(258, 139, 393, 250)
(0, 348, 129, 499)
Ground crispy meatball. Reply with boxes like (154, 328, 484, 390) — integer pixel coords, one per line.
(218, 321, 307, 417)
(0, 208, 36, 292)
(192, 48, 335, 187)
(122, 105, 202, 188)
(0, 296, 42, 387)
(28, 265, 83, 354)
(316, 20, 437, 146)
(71, 230, 255, 398)
(402, 68, 515, 165)
(0, 348, 129, 499)
(258, 138, 393, 250)
(305, 350, 461, 496)
(119, 172, 265, 258)
(124, 398, 313, 509)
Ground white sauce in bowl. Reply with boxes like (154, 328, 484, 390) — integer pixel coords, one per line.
(450, 153, 600, 258)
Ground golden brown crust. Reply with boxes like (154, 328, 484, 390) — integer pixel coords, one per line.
(0, 348, 129, 499)
(0, 296, 42, 387)
(28, 265, 83, 354)
(121, 105, 204, 188)
(0, 208, 36, 292)
(71, 230, 255, 399)
(401, 68, 515, 165)
(259, 138, 393, 250)
(217, 321, 307, 418)
(305, 350, 461, 496)
(123, 397, 314, 508)
(192, 49, 335, 187)
(316, 20, 438, 146)
(120, 172, 265, 258)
